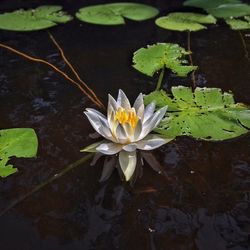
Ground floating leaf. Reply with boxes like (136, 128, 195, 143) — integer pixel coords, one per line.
(155, 12, 216, 32)
(0, 6, 72, 31)
(132, 43, 197, 77)
(225, 16, 250, 30)
(75, 3, 159, 25)
(0, 128, 38, 177)
(144, 86, 250, 141)
(208, 4, 250, 18)
(184, 0, 250, 18)
(184, 0, 242, 9)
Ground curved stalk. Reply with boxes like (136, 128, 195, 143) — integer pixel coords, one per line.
(238, 30, 250, 62)
(48, 32, 104, 108)
(187, 31, 196, 90)
(0, 43, 104, 109)
(155, 67, 165, 91)
(0, 153, 94, 217)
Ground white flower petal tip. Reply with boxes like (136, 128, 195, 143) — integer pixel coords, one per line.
(96, 142, 122, 155)
(137, 137, 167, 151)
(117, 89, 131, 109)
(119, 150, 137, 181)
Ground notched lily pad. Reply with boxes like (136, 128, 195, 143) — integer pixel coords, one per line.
(155, 12, 216, 32)
(144, 86, 250, 141)
(76, 2, 159, 25)
(0, 128, 38, 177)
(225, 16, 250, 30)
(132, 43, 197, 77)
(0, 5, 72, 31)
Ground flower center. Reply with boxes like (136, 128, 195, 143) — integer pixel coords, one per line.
(114, 107, 138, 129)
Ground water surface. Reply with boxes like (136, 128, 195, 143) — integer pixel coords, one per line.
(0, 0, 250, 249)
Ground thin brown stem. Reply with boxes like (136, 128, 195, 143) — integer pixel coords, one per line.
(0, 153, 94, 217)
(48, 32, 104, 108)
(0, 43, 103, 109)
(187, 31, 196, 90)
(238, 30, 250, 62)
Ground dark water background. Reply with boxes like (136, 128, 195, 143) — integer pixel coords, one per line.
(0, 0, 250, 249)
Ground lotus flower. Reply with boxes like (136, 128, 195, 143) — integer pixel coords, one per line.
(82, 90, 170, 181)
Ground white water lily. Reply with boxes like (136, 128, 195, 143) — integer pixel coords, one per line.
(82, 89, 170, 181)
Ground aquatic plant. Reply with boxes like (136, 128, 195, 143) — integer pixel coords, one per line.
(0, 128, 38, 177)
(132, 43, 197, 90)
(81, 90, 172, 181)
(0, 6, 72, 31)
(154, 14, 215, 89)
(184, 0, 250, 31)
(225, 16, 250, 30)
(76, 3, 159, 25)
(144, 86, 250, 140)
(184, 0, 250, 18)
(155, 12, 216, 32)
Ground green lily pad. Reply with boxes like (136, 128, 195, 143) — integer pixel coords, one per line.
(0, 128, 38, 177)
(144, 86, 250, 141)
(184, 0, 250, 18)
(0, 6, 72, 31)
(75, 3, 159, 25)
(184, 0, 242, 9)
(225, 16, 250, 30)
(132, 43, 197, 77)
(155, 12, 216, 32)
(208, 4, 250, 18)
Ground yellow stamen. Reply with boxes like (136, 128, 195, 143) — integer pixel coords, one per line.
(114, 107, 138, 129)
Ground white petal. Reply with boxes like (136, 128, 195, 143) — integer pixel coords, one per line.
(133, 93, 144, 118)
(107, 109, 116, 131)
(135, 134, 170, 150)
(86, 108, 107, 122)
(96, 142, 122, 155)
(117, 89, 131, 109)
(84, 111, 106, 134)
(85, 110, 116, 142)
(84, 109, 108, 129)
(143, 102, 155, 123)
(107, 94, 118, 121)
(122, 123, 133, 142)
(123, 143, 137, 152)
(99, 126, 117, 142)
(140, 106, 167, 139)
(152, 106, 168, 129)
(115, 124, 128, 144)
(133, 119, 142, 142)
(119, 150, 137, 181)
(108, 94, 118, 110)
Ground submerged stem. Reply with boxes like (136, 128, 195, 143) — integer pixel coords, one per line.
(48, 32, 104, 108)
(156, 67, 165, 91)
(238, 30, 250, 62)
(187, 31, 196, 90)
(0, 43, 104, 109)
(0, 153, 94, 217)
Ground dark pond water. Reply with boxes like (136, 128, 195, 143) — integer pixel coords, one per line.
(1, 0, 250, 249)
